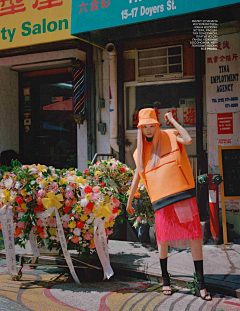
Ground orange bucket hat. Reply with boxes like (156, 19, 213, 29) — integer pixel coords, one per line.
(137, 108, 160, 128)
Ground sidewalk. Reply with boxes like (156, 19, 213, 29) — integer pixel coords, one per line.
(0, 240, 239, 298)
(108, 240, 240, 298)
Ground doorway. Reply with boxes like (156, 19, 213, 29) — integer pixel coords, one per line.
(19, 70, 77, 169)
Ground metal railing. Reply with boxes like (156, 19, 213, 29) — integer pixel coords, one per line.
(91, 153, 114, 164)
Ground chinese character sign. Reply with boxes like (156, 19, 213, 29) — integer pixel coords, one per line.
(0, 0, 74, 50)
(206, 33, 240, 113)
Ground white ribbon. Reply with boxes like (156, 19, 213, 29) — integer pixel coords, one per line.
(0, 204, 18, 276)
(38, 206, 81, 284)
(29, 230, 40, 258)
(94, 217, 114, 280)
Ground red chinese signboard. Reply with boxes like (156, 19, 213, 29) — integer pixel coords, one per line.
(217, 113, 233, 134)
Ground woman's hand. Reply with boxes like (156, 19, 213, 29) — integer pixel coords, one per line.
(126, 203, 135, 215)
(164, 112, 174, 123)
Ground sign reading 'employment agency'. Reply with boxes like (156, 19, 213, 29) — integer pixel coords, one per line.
(71, 0, 240, 35)
(0, 0, 75, 50)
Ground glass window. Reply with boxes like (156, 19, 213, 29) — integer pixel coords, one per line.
(126, 81, 196, 130)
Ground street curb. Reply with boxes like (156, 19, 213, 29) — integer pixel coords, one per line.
(111, 262, 240, 298)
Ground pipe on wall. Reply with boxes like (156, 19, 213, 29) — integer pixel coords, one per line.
(106, 43, 119, 153)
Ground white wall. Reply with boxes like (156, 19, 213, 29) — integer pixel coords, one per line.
(0, 66, 19, 154)
(94, 47, 111, 156)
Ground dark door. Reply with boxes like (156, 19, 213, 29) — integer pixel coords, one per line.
(19, 70, 77, 169)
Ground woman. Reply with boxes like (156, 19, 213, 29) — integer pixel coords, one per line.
(127, 108, 211, 300)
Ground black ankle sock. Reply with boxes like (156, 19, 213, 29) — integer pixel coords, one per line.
(160, 258, 170, 286)
(194, 260, 205, 290)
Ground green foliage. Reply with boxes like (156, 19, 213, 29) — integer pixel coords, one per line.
(186, 273, 199, 295)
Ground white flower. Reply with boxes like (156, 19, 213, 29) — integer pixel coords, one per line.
(39, 183, 45, 189)
(49, 166, 55, 172)
(19, 233, 24, 239)
(29, 168, 38, 174)
(15, 181, 21, 189)
(18, 212, 25, 219)
(83, 223, 89, 230)
(86, 216, 94, 224)
(73, 228, 81, 236)
(67, 175, 75, 182)
(66, 185, 73, 192)
(9, 191, 17, 202)
(5, 178, 13, 190)
(61, 214, 70, 222)
(80, 198, 89, 207)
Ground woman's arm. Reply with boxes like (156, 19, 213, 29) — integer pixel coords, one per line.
(126, 168, 141, 215)
(165, 112, 192, 145)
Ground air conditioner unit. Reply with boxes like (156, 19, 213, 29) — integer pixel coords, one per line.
(179, 98, 195, 107)
(136, 45, 183, 82)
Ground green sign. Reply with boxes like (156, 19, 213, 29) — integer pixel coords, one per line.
(71, 0, 239, 35)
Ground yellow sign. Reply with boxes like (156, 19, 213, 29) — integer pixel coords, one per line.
(0, 0, 75, 50)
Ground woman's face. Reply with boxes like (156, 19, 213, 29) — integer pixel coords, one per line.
(142, 124, 156, 138)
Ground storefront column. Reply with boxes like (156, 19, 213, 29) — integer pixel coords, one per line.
(86, 46, 96, 161)
(117, 44, 125, 163)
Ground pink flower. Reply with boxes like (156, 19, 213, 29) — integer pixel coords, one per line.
(74, 213, 79, 219)
(89, 243, 96, 249)
(63, 221, 69, 228)
(37, 189, 45, 197)
(93, 186, 100, 193)
(48, 183, 59, 194)
(83, 206, 91, 215)
(36, 178, 42, 184)
(37, 219, 43, 227)
(91, 193, 99, 201)
(17, 221, 24, 228)
(137, 216, 142, 222)
(93, 176, 99, 182)
(85, 233, 92, 240)
(106, 228, 113, 236)
(47, 217, 56, 227)
(65, 190, 74, 199)
(109, 215, 114, 222)
(21, 165, 27, 169)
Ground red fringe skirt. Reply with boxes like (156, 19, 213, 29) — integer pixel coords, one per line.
(155, 197, 203, 249)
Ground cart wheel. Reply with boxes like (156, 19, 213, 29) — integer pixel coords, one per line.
(11, 271, 22, 281)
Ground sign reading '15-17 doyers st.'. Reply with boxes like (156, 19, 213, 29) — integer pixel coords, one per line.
(71, 0, 240, 35)
(0, 0, 75, 50)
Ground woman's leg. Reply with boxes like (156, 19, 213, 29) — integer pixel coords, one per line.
(158, 242, 171, 295)
(190, 240, 211, 300)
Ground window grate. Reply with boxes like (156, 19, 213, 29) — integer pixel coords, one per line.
(137, 45, 183, 81)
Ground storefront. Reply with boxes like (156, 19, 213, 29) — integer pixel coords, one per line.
(0, 0, 93, 171)
(71, 0, 240, 237)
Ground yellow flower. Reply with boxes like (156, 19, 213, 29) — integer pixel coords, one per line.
(68, 221, 76, 229)
(70, 170, 75, 174)
(104, 196, 111, 203)
(94, 171, 101, 177)
(48, 176, 55, 182)
(60, 178, 68, 185)
(85, 193, 92, 201)
(75, 176, 87, 184)
(82, 229, 86, 234)
(21, 203, 27, 211)
(88, 227, 94, 234)
(94, 203, 111, 219)
(21, 189, 27, 197)
(40, 179, 48, 186)
(49, 228, 57, 236)
(105, 220, 115, 228)
(2, 189, 10, 204)
(37, 164, 46, 172)
(80, 214, 88, 222)
(75, 205, 82, 213)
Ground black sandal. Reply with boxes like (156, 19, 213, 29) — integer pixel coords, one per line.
(197, 282, 212, 301)
(162, 275, 172, 295)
